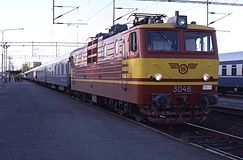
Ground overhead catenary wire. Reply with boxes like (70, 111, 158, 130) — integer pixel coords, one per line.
(134, 0, 243, 6)
(85, 2, 113, 22)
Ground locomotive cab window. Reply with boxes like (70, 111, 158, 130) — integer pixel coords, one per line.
(129, 32, 137, 52)
(146, 31, 179, 51)
(185, 32, 213, 52)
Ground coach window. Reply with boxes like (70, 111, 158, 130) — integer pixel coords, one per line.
(55, 65, 57, 75)
(242, 64, 243, 76)
(64, 64, 66, 74)
(58, 64, 60, 75)
(129, 32, 137, 52)
(222, 65, 226, 76)
(59, 64, 62, 75)
(232, 65, 237, 76)
(62, 64, 64, 75)
(51, 66, 53, 75)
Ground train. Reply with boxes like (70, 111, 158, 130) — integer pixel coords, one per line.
(23, 11, 219, 124)
(218, 51, 243, 94)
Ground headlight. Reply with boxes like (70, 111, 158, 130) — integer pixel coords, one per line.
(167, 11, 188, 28)
(203, 74, 210, 81)
(154, 73, 163, 81)
(178, 17, 186, 26)
(176, 16, 187, 28)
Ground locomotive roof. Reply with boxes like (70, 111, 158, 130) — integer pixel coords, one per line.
(219, 51, 243, 62)
(134, 23, 215, 31)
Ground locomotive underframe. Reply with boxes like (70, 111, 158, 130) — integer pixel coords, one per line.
(142, 92, 217, 124)
(71, 80, 217, 124)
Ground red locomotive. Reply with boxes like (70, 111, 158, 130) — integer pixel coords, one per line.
(70, 11, 219, 124)
(23, 11, 218, 124)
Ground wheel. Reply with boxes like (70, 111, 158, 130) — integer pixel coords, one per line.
(118, 109, 125, 116)
(134, 112, 143, 122)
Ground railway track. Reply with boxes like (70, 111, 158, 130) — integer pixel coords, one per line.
(114, 112, 243, 160)
(184, 123, 243, 160)
(214, 95, 243, 116)
(212, 106, 243, 116)
(145, 122, 243, 160)
(74, 96, 243, 159)
(218, 93, 243, 100)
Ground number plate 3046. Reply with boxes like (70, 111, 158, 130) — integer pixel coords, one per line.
(173, 86, 192, 93)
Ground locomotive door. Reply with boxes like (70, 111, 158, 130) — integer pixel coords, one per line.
(121, 38, 128, 92)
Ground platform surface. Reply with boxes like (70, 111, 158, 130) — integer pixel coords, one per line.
(0, 81, 224, 160)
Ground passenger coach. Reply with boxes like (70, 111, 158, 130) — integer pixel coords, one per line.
(218, 51, 243, 94)
(23, 54, 71, 91)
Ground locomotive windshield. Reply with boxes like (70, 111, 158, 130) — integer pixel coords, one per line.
(147, 31, 179, 51)
(184, 32, 213, 52)
(146, 30, 214, 53)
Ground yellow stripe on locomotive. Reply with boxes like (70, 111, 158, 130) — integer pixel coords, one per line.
(122, 58, 218, 81)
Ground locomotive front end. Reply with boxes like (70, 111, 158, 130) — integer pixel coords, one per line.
(126, 11, 218, 124)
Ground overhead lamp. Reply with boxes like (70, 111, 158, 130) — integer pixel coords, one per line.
(167, 11, 188, 28)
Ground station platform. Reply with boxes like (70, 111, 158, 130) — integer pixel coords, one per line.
(0, 81, 224, 160)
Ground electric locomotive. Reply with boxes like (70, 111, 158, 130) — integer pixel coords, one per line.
(22, 11, 218, 125)
(70, 11, 218, 124)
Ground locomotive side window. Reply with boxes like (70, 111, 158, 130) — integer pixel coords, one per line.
(103, 44, 107, 57)
(115, 40, 119, 55)
(185, 32, 213, 52)
(232, 65, 237, 76)
(129, 32, 137, 52)
(147, 31, 179, 51)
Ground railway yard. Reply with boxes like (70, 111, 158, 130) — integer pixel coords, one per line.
(0, 81, 243, 160)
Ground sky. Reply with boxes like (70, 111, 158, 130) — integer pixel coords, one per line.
(0, 0, 243, 70)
